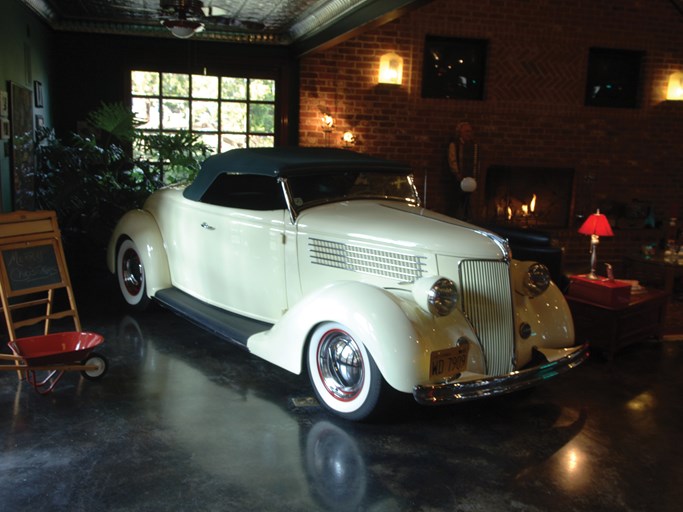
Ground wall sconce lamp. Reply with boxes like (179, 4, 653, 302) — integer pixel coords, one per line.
(578, 209, 614, 279)
(667, 72, 683, 100)
(378, 52, 403, 85)
(341, 131, 356, 147)
(321, 113, 335, 132)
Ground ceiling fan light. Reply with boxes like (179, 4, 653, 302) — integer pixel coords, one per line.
(161, 19, 205, 39)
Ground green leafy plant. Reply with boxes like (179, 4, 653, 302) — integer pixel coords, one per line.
(87, 101, 143, 144)
(35, 127, 144, 250)
(35, 102, 211, 252)
(135, 130, 211, 188)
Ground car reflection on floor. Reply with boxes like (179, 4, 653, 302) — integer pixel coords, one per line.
(4, 299, 662, 511)
(108, 314, 398, 511)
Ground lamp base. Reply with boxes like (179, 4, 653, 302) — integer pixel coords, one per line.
(586, 239, 599, 280)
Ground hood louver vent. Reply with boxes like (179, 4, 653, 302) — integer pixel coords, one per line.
(309, 238, 426, 282)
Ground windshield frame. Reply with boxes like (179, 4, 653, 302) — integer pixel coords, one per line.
(279, 171, 421, 223)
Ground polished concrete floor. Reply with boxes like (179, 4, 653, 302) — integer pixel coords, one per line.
(1, 266, 682, 512)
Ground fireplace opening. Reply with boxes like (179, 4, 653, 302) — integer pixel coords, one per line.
(484, 166, 575, 228)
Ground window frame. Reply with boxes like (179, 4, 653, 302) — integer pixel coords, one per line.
(130, 70, 278, 155)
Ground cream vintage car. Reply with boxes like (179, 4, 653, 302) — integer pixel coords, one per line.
(107, 147, 588, 420)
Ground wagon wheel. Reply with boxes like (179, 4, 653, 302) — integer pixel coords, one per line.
(116, 237, 150, 310)
(81, 352, 108, 381)
(307, 322, 383, 421)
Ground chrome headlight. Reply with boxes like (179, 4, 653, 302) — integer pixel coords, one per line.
(413, 276, 458, 316)
(524, 263, 551, 297)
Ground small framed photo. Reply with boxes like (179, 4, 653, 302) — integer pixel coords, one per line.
(584, 48, 643, 108)
(0, 117, 10, 140)
(34, 81, 44, 108)
(0, 90, 8, 117)
(422, 36, 488, 100)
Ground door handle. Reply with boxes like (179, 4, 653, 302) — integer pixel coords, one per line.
(201, 222, 215, 231)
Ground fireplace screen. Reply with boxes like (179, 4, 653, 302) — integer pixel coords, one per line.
(484, 166, 575, 228)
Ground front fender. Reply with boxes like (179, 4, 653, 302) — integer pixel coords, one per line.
(511, 260, 575, 367)
(106, 209, 171, 297)
(247, 281, 483, 393)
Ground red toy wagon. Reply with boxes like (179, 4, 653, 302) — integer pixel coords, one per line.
(0, 211, 108, 395)
(0, 331, 108, 394)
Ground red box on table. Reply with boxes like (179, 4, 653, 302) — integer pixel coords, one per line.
(568, 275, 632, 307)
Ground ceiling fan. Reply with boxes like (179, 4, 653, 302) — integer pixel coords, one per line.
(160, 0, 266, 39)
(160, 0, 206, 38)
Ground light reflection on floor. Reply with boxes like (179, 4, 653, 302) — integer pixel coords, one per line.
(1, 274, 683, 511)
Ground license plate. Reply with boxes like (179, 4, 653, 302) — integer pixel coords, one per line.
(430, 344, 469, 379)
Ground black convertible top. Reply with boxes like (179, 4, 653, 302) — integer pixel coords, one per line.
(183, 147, 410, 201)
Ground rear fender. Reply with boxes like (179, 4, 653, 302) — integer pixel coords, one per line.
(107, 209, 171, 297)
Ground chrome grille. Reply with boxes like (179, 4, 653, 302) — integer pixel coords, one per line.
(460, 260, 515, 375)
(309, 238, 426, 282)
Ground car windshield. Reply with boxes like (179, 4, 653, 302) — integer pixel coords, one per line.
(284, 171, 419, 212)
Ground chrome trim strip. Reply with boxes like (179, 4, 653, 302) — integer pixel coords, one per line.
(473, 229, 511, 261)
(278, 177, 297, 224)
(413, 344, 589, 405)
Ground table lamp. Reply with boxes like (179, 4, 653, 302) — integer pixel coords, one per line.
(578, 209, 614, 279)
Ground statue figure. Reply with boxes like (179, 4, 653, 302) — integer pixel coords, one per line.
(447, 121, 479, 220)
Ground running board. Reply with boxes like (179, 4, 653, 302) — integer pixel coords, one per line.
(154, 288, 272, 348)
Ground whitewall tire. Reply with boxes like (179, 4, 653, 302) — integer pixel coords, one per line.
(307, 322, 383, 421)
(116, 238, 150, 310)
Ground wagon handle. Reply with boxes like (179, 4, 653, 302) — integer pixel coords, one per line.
(0, 353, 23, 363)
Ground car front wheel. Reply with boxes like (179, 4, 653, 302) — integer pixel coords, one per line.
(116, 237, 150, 310)
(307, 322, 383, 421)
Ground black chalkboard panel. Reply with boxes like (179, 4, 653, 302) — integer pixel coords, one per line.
(0, 240, 64, 294)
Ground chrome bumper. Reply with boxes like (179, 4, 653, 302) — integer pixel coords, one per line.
(413, 344, 590, 405)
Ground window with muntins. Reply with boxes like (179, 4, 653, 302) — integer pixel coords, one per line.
(131, 70, 276, 157)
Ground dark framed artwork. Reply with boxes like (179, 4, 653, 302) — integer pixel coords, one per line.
(584, 48, 643, 108)
(0, 117, 9, 140)
(33, 80, 43, 108)
(9, 81, 35, 210)
(0, 90, 8, 117)
(422, 36, 488, 100)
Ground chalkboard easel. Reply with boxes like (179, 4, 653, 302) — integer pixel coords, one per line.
(0, 210, 81, 341)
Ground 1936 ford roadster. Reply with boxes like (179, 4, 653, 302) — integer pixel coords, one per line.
(107, 147, 588, 420)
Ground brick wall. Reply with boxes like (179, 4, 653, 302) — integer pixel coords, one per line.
(299, 0, 683, 271)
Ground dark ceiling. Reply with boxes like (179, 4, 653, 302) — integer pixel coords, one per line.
(20, 0, 428, 56)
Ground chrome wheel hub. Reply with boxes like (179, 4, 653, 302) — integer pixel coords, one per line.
(121, 248, 143, 295)
(318, 330, 364, 401)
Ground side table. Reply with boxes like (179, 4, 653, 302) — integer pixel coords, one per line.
(623, 254, 683, 298)
(566, 288, 668, 360)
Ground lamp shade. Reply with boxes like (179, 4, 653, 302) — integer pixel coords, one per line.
(378, 52, 403, 85)
(320, 113, 334, 131)
(578, 210, 614, 237)
(667, 72, 683, 100)
(162, 19, 204, 39)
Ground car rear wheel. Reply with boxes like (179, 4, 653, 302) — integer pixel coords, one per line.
(116, 238, 150, 310)
(307, 322, 383, 421)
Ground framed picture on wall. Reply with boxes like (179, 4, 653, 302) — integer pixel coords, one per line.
(584, 47, 643, 108)
(0, 118, 9, 140)
(34, 81, 43, 108)
(0, 90, 8, 117)
(421, 36, 488, 100)
(9, 81, 35, 210)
